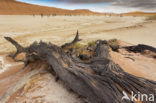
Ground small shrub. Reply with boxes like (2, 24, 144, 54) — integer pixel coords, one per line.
(88, 41, 95, 47)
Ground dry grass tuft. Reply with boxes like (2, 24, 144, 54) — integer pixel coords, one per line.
(88, 41, 96, 47)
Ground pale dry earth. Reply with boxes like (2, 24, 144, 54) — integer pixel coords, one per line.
(0, 15, 156, 103)
(0, 15, 156, 53)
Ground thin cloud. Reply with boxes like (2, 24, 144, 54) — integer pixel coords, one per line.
(17, 0, 156, 13)
(58, 0, 156, 10)
(57, 0, 114, 3)
(112, 0, 156, 9)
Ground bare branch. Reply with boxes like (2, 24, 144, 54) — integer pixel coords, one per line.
(61, 30, 81, 48)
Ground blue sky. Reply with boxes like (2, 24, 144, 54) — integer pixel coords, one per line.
(16, 0, 156, 13)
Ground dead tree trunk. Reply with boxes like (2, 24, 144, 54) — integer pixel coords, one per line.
(61, 30, 81, 48)
(4, 32, 156, 103)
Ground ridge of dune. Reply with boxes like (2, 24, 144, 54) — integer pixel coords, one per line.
(0, 0, 101, 15)
(123, 11, 156, 16)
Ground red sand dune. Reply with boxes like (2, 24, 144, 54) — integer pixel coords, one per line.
(123, 11, 156, 16)
(1, 0, 155, 16)
(0, 0, 102, 15)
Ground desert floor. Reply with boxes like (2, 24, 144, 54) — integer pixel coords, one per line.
(0, 15, 156, 103)
(0, 15, 156, 80)
(0, 15, 156, 53)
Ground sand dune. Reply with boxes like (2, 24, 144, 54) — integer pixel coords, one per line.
(1, 0, 156, 16)
(0, 0, 100, 15)
(124, 11, 156, 16)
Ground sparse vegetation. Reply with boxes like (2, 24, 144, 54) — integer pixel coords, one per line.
(88, 41, 95, 47)
(146, 15, 156, 20)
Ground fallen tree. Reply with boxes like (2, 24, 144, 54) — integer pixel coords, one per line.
(4, 31, 156, 103)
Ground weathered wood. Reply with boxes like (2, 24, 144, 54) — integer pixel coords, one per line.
(4, 32, 156, 103)
(4, 37, 25, 59)
(61, 30, 81, 48)
(124, 44, 156, 53)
